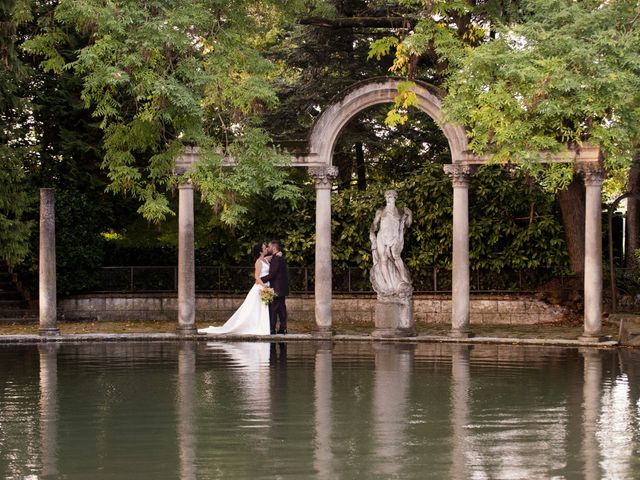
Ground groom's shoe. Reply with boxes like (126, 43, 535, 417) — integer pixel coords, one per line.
(270, 330, 276, 335)
(277, 329, 287, 335)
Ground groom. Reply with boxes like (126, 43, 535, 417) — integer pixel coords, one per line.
(261, 240, 289, 334)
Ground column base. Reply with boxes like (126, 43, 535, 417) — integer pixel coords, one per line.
(371, 327, 395, 338)
(578, 334, 605, 344)
(39, 327, 60, 337)
(313, 327, 333, 339)
(372, 327, 416, 338)
(449, 328, 473, 339)
(176, 325, 198, 336)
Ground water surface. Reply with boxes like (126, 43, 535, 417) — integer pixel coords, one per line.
(1, 341, 639, 479)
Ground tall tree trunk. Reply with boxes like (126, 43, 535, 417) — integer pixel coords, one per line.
(557, 177, 586, 275)
(625, 153, 640, 267)
(355, 141, 366, 191)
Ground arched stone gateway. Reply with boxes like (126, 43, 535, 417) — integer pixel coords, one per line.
(298, 78, 473, 167)
(293, 78, 485, 337)
(291, 77, 604, 341)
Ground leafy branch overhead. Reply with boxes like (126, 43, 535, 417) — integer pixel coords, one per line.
(369, 0, 640, 182)
(22, 0, 303, 224)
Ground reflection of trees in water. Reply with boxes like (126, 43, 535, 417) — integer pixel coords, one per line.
(51, 343, 180, 476)
(4, 343, 640, 478)
(0, 346, 43, 479)
(598, 349, 640, 478)
(456, 346, 574, 478)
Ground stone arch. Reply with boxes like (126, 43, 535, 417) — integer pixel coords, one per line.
(303, 77, 604, 342)
(301, 77, 474, 167)
(303, 77, 481, 337)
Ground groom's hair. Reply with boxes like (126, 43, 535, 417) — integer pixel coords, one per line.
(269, 240, 282, 252)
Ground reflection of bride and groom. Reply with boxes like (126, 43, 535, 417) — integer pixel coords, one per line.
(198, 240, 290, 335)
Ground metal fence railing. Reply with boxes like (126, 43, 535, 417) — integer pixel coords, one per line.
(91, 266, 574, 294)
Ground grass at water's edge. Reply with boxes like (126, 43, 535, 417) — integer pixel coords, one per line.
(0, 319, 620, 340)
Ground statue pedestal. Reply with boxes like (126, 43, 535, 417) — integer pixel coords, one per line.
(372, 296, 415, 338)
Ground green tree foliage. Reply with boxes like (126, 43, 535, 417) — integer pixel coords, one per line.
(329, 163, 568, 285)
(22, 0, 303, 224)
(263, 0, 394, 140)
(442, 0, 640, 174)
(96, 104, 568, 292)
(54, 189, 107, 295)
(0, 156, 34, 265)
(372, 0, 640, 179)
(0, 0, 36, 265)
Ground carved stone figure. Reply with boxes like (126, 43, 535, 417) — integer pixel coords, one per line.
(369, 190, 415, 337)
(370, 190, 413, 298)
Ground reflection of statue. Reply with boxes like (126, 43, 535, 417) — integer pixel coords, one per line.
(370, 190, 413, 298)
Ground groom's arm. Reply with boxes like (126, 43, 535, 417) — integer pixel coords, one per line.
(261, 256, 281, 283)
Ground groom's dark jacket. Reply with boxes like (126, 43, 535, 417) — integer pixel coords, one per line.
(261, 254, 289, 297)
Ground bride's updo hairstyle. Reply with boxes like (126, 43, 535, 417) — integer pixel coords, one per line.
(252, 243, 264, 261)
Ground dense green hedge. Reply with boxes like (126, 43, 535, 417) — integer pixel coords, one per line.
(103, 163, 570, 283)
(15, 162, 570, 295)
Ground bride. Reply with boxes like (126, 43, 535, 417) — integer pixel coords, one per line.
(198, 243, 272, 335)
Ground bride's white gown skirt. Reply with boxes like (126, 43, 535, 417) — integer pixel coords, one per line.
(198, 283, 271, 335)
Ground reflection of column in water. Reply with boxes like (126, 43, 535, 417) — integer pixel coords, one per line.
(449, 344, 471, 480)
(372, 343, 414, 477)
(39, 343, 59, 478)
(313, 341, 333, 480)
(178, 342, 197, 480)
(581, 348, 602, 480)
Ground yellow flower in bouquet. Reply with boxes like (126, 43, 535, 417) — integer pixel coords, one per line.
(260, 286, 276, 304)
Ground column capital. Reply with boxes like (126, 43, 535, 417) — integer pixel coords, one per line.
(309, 166, 339, 189)
(576, 162, 605, 186)
(174, 146, 200, 175)
(444, 164, 474, 187)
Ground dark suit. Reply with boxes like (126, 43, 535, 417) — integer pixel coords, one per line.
(261, 254, 289, 333)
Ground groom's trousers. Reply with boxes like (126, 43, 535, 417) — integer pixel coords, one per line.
(269, 297, 287, 333)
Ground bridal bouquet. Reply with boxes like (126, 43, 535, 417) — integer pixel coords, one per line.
(260, 287, 276, 304)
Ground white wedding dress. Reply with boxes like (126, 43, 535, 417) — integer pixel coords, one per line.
(198, 260, 271, 335)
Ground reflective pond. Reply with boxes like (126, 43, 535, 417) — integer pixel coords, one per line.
(1, 341, 639, 479)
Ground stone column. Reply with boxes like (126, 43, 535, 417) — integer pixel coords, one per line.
(444, 165, 473, 338)
(579, 163, 604, 341)
(39, 188, 59, 336)
(309, 166, 338, 336)
(177, 181, 197, 335)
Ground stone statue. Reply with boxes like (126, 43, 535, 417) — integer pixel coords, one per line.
(370, 190, 413, 299)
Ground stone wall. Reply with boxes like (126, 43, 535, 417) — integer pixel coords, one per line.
(59, 293, 568, 325)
